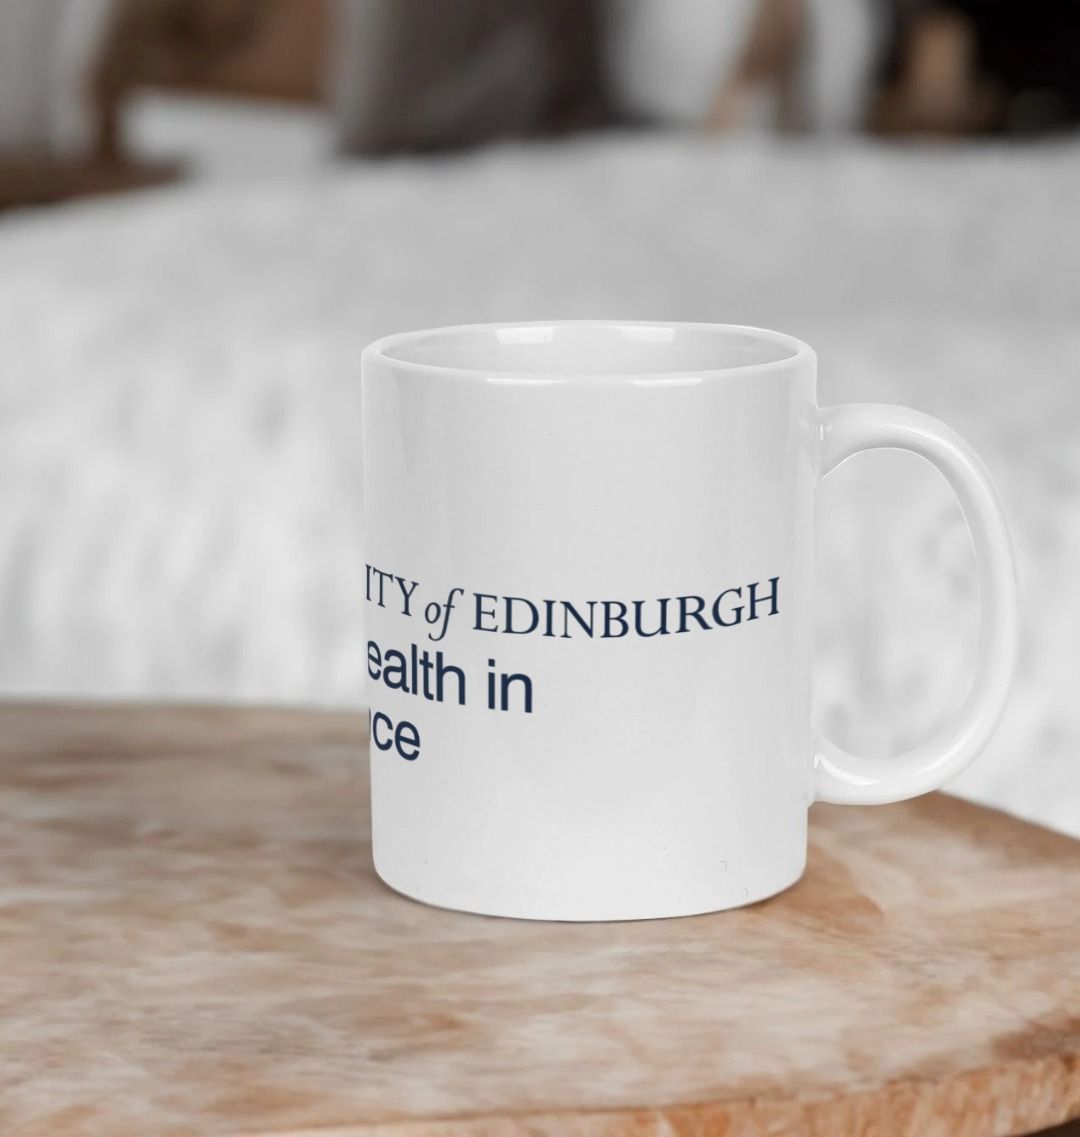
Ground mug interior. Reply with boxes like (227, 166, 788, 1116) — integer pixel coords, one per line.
(371, 322, 808, 378)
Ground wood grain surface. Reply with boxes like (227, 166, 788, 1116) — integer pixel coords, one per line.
(1, 703, 1078, 1137)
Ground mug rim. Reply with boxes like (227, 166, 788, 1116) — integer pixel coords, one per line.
(363, 320, 815, 382)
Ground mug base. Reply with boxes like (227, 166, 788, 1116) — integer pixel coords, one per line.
(372, 858, 807, 923)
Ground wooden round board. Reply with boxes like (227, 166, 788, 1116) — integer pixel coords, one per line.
(2, 704, 1079, 1137)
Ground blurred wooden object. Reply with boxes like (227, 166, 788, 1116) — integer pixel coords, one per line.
(704, 0, 1080, 138)
(869, 1, 1080, 137)
(91, 0, 329, 162)
(3, 702, 1079, 1137)
(869, 9, 998, 136)
(0, 0, 328, 211)
(706, 0, 808, 132)
(0, 152, 180, 211)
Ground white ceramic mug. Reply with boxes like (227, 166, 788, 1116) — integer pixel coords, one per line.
(361, 321, 1017, 921)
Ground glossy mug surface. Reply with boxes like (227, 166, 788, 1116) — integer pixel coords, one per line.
(361, 322, 1017, 921)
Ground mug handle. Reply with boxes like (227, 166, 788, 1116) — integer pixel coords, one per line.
(814, 404, 1019, 805)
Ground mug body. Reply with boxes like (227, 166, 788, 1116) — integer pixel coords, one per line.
(361, 322, 817, 920)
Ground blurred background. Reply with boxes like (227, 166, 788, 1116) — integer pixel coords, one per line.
(0, 0, 1077, 834)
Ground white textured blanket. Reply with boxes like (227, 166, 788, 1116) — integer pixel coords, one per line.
(1, 134, 1077, 833)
